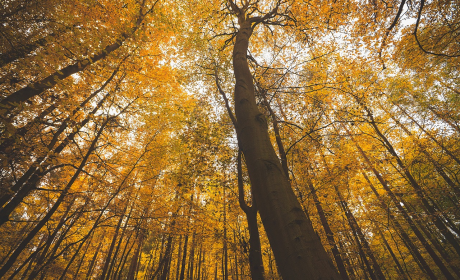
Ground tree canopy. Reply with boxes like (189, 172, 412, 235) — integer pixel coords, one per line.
(1, 0, 459, 279)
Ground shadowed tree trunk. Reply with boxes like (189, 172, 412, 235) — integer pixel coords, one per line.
(0, 0, 156, 117)
(346, 125, 454, 280)
(0, 116, 110, 279)
(362, 104, 460, 259)
(308, 181, 349, 280)
(237, 151, 265, 280)
(227, 2, 340, 278)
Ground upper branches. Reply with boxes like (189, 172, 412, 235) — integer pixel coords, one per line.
(227, 0, 293, 30)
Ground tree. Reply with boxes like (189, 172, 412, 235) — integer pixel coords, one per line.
(1, 0, 459, 279)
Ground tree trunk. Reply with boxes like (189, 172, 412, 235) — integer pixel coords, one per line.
(0, 117, 108, 278)
(393, 102, 460, 165)
(86, 239, 104, 279)
(308, 182, 349, 280)
(0, 82, 118, 226)
(229, 7, 340, 279)
(99, 203, 128, 280)
(127, 230, 145, 280)
(237, 151, 265, 280)
(349, 130, 453, 279)
(383, 104, 460, 198)
(175, 235, 182, 280)
(362, 105, 460, 259)
(188, 232, 196, 280)
(0, 1, 154, 117)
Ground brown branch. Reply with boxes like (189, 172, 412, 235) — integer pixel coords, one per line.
(237, 150, 251, 213)
(214, 67, 238, 128)
(413, 0, 460, 57)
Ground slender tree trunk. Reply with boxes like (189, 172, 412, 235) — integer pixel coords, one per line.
(237, 151, 265, 280)
(179, 195, 194, 280)
(158, 234, 175, 280)
(392, 102, 460, 165)
(196, 239, 203, 280)
(338, 198, 379, 280)
(113, 231, 135, 280)
(25, 199, 75, 279)
(31, 206, 84, 279)
(99, 204, 128, 280)
(128, 230, 145, 280)
(0, 82, 119, 226)
(0, 117, 108, 278)
(107, 205, 134, 280)
(348, 129, 453, 279)
(363, 106, 460, 258)
(408, 92, 460, 134)
(337, 234, 356, 279)
(71, 236, 93, 280)
(383, 105, 460, 197)
(398, 193, 460, 277)
(0, 1, 154, 116)
(86, 239, 104, 279)
(175, 235, 182, 280)
(316, 146, 385, 280)
(361, 171, 441, 279)
(7, 234, 47, 280)
(188, 232, 197, 280)
(376, 223, 408, 279)
(223, 185, 228, 280)
(117, 238, 137, 280)
(308, 182, 349, 280)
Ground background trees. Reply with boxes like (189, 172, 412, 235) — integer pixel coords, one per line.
(1, 0, 459, 279)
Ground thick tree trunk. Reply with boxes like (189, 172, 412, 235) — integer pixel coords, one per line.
(231, 16, 340, 280)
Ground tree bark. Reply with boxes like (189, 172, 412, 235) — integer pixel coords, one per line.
(0, 0, 154, 117)
(237, 151, 265, 280)
(348, 129, 453, 279)
(99, 204, 129, 280)
(363, 106, 460, 259)
(229, 5, 340, 279)
(127, 230, 145, 280)
(0, 116, 108, 278)
(308, 182, 349, 280)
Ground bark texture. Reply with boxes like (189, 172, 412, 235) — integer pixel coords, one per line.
(231, 15, 340, 279)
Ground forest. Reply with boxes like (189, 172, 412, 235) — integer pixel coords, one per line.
(0, 0, 459, 279)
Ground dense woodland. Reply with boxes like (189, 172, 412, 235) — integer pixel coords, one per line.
(0, 0, 459, 279)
